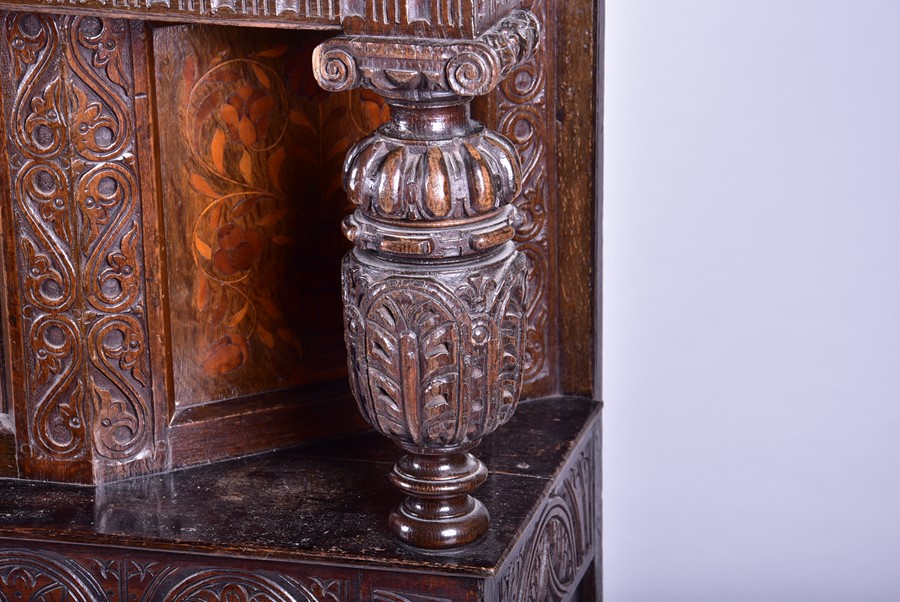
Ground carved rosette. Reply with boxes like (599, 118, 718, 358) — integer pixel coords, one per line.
(315, 8, 538, 549)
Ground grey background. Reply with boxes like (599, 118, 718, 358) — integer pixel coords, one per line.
(603, 1, 900, 600)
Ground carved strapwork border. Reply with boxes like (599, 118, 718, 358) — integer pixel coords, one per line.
(0, 13, 166, 482)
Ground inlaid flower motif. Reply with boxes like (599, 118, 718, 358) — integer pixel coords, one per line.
(219, 83, 276, 148)
(200, 332, 250, 376)
(212, 222, 262, 275)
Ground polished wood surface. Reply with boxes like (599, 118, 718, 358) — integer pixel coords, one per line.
(0, 397, 601, 600)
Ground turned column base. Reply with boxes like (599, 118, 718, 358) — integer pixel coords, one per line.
(388, 450, 490, 549)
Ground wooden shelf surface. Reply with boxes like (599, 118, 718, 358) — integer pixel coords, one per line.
(0, 396, 600, 577)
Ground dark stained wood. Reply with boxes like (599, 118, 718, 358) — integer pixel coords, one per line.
(0, 396, 601, 601)
(313, 9, 539, 549)
(556, 0, 601, 398)
(474, 0, 560, 400)
(0, 13, 167, 484)
(0, 0, 343, 30)
(0, 0, 603, 595)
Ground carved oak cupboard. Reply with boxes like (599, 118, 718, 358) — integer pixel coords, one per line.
(0, 0, 603, 598)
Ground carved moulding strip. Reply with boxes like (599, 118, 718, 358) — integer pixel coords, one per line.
(0, 0, 340, 30)
(0, 13, 162, 482)
(340, 0, 520, 39)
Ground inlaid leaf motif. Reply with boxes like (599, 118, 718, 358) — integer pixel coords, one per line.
(194, 235, 213, 260)
(211, 128, 226, 172)
(191, 173, 218, 197)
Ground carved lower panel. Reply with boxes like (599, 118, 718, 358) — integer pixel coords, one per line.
(343, 244, 526, 450)
(498, 437, 596, 602)
(0, 549, 351, 601)
(373, 590, 452, 602)
(0, 13, 161, 480)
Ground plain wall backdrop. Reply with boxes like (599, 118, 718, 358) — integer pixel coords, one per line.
(602, 1, 900, 600)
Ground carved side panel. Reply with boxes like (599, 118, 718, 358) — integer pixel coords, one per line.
(0, 13, 163, 482)
(153, 26, 386, 407)
(498, 437, 596, 602)
(476, 0, 556, 397)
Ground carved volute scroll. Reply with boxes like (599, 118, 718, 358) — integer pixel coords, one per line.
(314, 8, 538, 549)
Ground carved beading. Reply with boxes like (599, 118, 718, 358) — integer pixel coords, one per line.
(0, 13, 160, 479)
(0, 0, 339, 27)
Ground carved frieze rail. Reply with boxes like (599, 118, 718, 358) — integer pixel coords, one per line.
(314, 8, 538, 549)
(0, 13, 164, 482)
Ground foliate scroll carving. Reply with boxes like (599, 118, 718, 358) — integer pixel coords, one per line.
(343, 245, 526, 449)
(482, 0, 553, 392)
(163, 571, 296, 602)
(314, 9, 539, 99)
(161, 570, 346, 602)
(498, 440, 596, 602)
(0, 13, 160, 478)
(0, 552, 349, 602)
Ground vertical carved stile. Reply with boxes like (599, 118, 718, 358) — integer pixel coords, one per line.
(315, 8, 539, 548)
(476, 0, 556, 397)
(0, 13, 163, 482)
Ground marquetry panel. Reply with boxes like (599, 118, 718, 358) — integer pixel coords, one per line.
(153, 25, 385, 407)
(0, 13, 165, 482)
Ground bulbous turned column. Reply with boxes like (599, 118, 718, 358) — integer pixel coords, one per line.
(314, 9, 539, 549)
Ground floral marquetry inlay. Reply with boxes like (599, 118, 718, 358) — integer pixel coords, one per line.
(155, 28, 388, 406)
